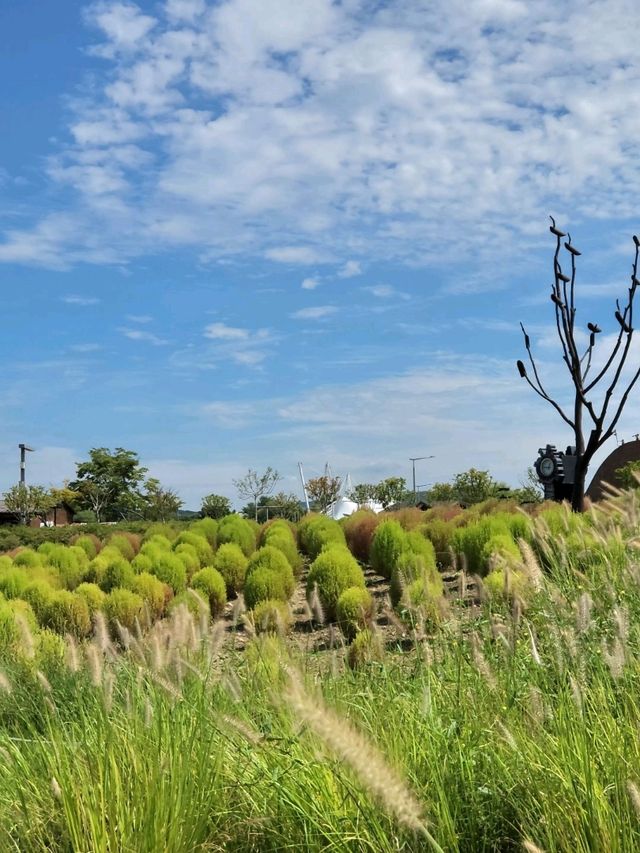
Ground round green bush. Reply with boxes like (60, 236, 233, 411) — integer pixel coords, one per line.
(405, 531, 437, 570)
(251, 599, 292, 635)
(13, 548, 43, 569)
(189, 518, 218, 548)
(246, 546, 295, 597)
(0, 556, 13, 572)
(141, 534, 172, 552)
(103, 588, 145, 632)
(43, 545, 86, 589)
(100, 556, 135, 594)
(174, 543, 200, 577)
(336, 586, 373, 641)
(298, 515, 346, 559)
(142, 524, 177, 544)
(451, 517, 512, 575)
(75, 582, 107, 616)
(390, 551, 443, 608)
(131, 553, 153, 574)
(44, 591, 91, 638)
(22, 581, 55, 623)
(481, 533, 521, 574)
(262, 526, 302, 574)
(168, 590, 208, 618)
(107, 534, 136, 562)
(36, 629, 66, 671)
(0, 567, 30, 599)
(347, 628, 384, 670)
(244, 567, 289, 610)
(148, 551, 187, 593)
(403, 576, 443, 627)
(72, 534, 100, 560)
(129, 572, 166, 619)
(191, 567, 227, 617)
(172, 532, 214, 567)
(483, 568, 528, 601)
(0, 600, 23, 657)
(370, 520, 408, 579)
(421, 519, 455, 566)
(217, 515, 256, 557)
(306, 545, 365, 621)
(213, 543, 248, 596)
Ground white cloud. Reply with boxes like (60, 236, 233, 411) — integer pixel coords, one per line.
(338, 261, 362, 279)
(290, 305, 338, 320)
(265, 247, 328, 265)
(62, 294, 100, 306)
(301, 277, 320, 290)
(119, 327, 168, 345)
(69, 343, 102, 353)
(204, 322, 249, 341)
(364, 284, 410, 300)
(126, 314, 153, 323)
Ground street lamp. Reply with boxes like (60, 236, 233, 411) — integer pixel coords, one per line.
(18, 443, 34, 485)
(409, 455, 434, 501)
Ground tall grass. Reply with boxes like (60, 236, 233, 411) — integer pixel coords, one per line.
(1, 492, 640, 849)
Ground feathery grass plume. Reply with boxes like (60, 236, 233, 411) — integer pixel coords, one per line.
(575, 592, 593, 634)
(569, 675, 583, 712)
(221, 670, 243, 703)
(613, 605, 629, 644)
(526, 623, 543, 666)
(150, 632, 165, 672)
(36, 671, 52, 693)
(150, 671, 183, 702)
(284, 670, 439, 845)
(221, 714, 264, 745)
(526, 686, 545, 726)
(0, 671, 12, 694)
(117, 621, 131, 650)
(470, 633, 497, 690)
(102, 670, 115, 712)
(421, 684, 432, 716)
(206, 620, 225, 661)
(420, 641, 434, 668)
(522, 841, 545, 853)
(231, 594, 246, 628)
(496, 720, 517, 751)
(518, 539, 543, 591)
(15, 613, 35, 660)
(144, 696, 153, 728)
(86, 643, 103, 687)
(309, 582, 325, 624)
(64, 634, 79, 673)
(602, 637, 625, 679)
(627, 781, 640, 819)
(51, 777, 62, 802)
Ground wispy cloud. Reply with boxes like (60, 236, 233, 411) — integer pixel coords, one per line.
(126, 314, 153, 324)
(62, 294, 100, 306)
(265, 247, 328, 265)
(338, 261, 362, 279)
(364, 284, 410, 300)
(119, 328, 168, 346)
(290, 306, 338, 320)
(301, 277, 320, 290)
(204, 322, 250, 341)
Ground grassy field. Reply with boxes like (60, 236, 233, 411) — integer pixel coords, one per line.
(0, 496, 639, 851)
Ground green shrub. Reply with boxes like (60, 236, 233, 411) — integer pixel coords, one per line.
(36, 629, 66, 671)
(0, 556, 13, 572)
(390, 551, 443, 608)
(142, 524, 177, 543)
(298, 515, 346, 559)
(103, 588, 145, 632)
(421, 519, 455, 566)
(191, 568, 227, 618)
(168, 590, 209, 618)
(403, 576, 444, 627)
(261, 526, 302, 574)
(405, 531, 437, 569)
(484, 568, 529, 601)
(100, 556, 135, 594)
(131, 553, 153, 574)
(250, 599, 292, 634)
(22, 581, 55, 623)
(342, 510, 381, 562)
(72, 534, 100, 560)
(172, 532, 214, 567)
(44, 545, 86, 589)
(129, 572, 166, 619)
(149, 552, 187, 594)
(481, 533, 522, 574)
(174, 543, 200, 578)
(189, 518, 218, 548)
(246, 547, 295, 597)
(336, 586, 374, 641)
(347, 628, 384, 670)
(306, 546, 365, 621)
(0, 600, 23, 658)
(12, 548, 43, 569)
(0, 567, 30, 599)
(44, 591, 91, 638)
(451, 517, 512, 575)
(141, 534, 172, 552)
(370, 520, 407, 579)
(244, 568, 290, 610)
(107, 534, 137, 561)
(217, 516, 256, 557)
(213, 543, 248, 597)
(75, 582, 107, 616)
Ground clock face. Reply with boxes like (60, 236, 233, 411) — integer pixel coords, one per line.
(539, 457, 555, 478)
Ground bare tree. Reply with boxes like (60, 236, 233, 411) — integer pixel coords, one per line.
(518, 217, 640, 511)
(233, 467, 281, 522)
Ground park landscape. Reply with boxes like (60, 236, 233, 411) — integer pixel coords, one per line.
(1, 479, 640, 851)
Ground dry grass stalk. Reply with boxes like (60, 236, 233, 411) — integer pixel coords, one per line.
(36, 671, 52, 694)
(470, 633, 497, 690)
(0, 671, 12, 694)
(575, 592, 593, 634)
(522, 841, 545, 853)
(627, 780, 640, 818)
(65, 635, 79, 673)
(602, 637, 625, 679)
(526, 623, 542, 666)
(518, 540, 544, 591)
(15, 615, 35, 660)
(86, 643, 103, 688)
(51, 777, 62, 801)
(284, 670, 432, 839)
(309, 583, 325, 624)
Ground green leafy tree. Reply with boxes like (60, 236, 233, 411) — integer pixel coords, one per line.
(615, 460, 640, 489)
(451, 469, 500, 505)
(70, 447, 148, 522)
(241, 492, 301, 522)
(142, 478, 183, 521)
(373, 477, 409, 509)
(349, 483, 376, 504)
(306, 475, 342, 512)
(233, 467, 281, 522)
(423, 481, 457, 504)
(3, 484, 55, 525)
(201, 493, 232, 519)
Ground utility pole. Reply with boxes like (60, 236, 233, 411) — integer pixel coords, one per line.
(19, 443, 34, 485)
(409, 455, 434, 501)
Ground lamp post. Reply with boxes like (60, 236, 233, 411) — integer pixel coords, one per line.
(409, 455, 434, 501)
(19, 443, 34, 485)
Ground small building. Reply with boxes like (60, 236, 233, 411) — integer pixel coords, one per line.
(0, 501, 74, 527)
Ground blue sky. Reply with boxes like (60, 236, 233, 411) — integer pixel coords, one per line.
(2, 0, 640, 508)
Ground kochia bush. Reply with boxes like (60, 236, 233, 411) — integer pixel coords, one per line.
(149, 552, 187, 594)
(298, 515, 346, 560)
(129, 572, 166, 619)
(191, 567, 227, 617)
(217, 515, 256, 557)
(336, 586, 374, 641)
(103, 588, 145, 632)
(189, 518, 218, 548)
(246, 547, 295, 597)
(172, 533, 214, 567)
(370, 520, 407, 579)
(251, 599, 292, 635)
(213, 543, 248, 596)
(306, 545, 365, 622)
(75, 582, 107, 616)
(261, 523, 302, 574)
(44, 591, 91, 638)
(244, 567, 290, 610)
(12, 548, 43, 569)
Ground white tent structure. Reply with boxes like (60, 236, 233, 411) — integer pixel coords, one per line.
(323, 473, 384, 520)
